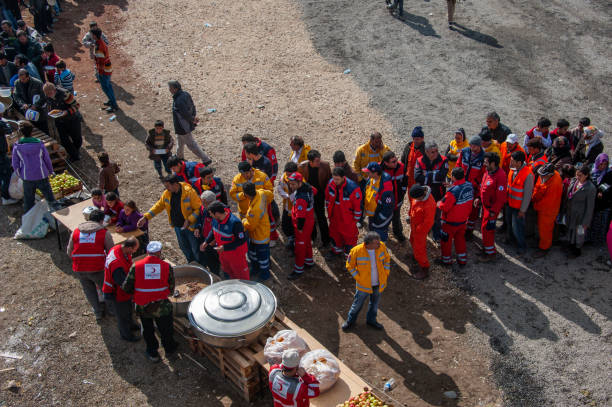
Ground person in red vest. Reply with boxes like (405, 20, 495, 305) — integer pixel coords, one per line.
(438, 167, 474, 266)
(103, 237, 140, 341)
(324, 167, 362, 259)
(475, 152, 507, 262)
(288, 172, 316, 280)
(456, 135, 485, 239)
(381, 151, 407, 241)
(408, 185, 436, 279)
(505, 150, 534, 253)
(269, 349, 320, 407)
(67, 209, 114, 321)
(122, 241, 177, 363)
(201, 201, 250, 280)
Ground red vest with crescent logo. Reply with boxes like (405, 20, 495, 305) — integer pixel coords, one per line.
(102, 245, 133, 302)
(71, 228, 108, 272)
(133, 256, 171, 306)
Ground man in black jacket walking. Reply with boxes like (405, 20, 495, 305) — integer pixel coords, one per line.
(168, 80, 211, 165)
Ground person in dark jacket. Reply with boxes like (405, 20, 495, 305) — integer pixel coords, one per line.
(547, 136, 572, 171)
(145, 120, 174, 178)
(297, 149, 331, 247)
(13, 68, 48, 132)
(193, 191, 220, 274)
(14, 53, 40, 81)
(332, 150, 359, 183)
(0, 102, 16, 205)
(14, 30, 42, 78)
(0, 52, 17, 86)
(588, 154, 612, 244)
(481, 111, 512, 144)
(168, 80, 211, 164)
(565, 164, 596, 258)
(43, 82, 82, 160)
(573, 126, 604, 166)
(414, 141, 449, 241)
(11, 122, 58, 212)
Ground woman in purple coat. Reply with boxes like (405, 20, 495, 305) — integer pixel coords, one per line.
(115, 200, 149, 253)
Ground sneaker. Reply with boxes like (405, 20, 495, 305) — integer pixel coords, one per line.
(478, 253, 497, 263)
(103, 101, 112, 106)
(356, 221, 364, 229)
(105, 106, 117, 113)
(366, 321, 384, 330)
(287, 271, 303, 280)
(146, 352, 161, 363)
(435, 258, 452, 267)
(1, 198, 19, 205)
(341, 321, 353, 331)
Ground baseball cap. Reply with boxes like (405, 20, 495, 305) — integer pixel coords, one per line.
(505, 133, 519, 144)
(288, 172, 303, 182)
(363, 162, 381, 173)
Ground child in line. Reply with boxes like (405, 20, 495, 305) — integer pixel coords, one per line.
(41, 43, 60, 83)
(103, 191, 123, 225)
(54, 60, 75, 93)
(145, 120, 174, 179)
(91, 188, 106, 209)
(116, 200, 149, 255)
(98, 152, 120, 196)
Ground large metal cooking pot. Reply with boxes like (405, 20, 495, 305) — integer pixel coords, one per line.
(171, 264, 214, 316)
(188, 280, 277, 349)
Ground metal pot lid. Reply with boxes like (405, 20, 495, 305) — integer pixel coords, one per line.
(188, 280, 277, 338)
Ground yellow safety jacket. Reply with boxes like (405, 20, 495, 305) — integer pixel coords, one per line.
(144, 182, 202, 230)
(291, 144, 311, 163)
(364, 176, 381, 217)
(229, 169, 273, 217)
(353, 142, 390, 181)
(242, 189, 273, 244)
(346, 242, 391, 293)
(447, 139, 469, 178)
(485, 141, 501, 157)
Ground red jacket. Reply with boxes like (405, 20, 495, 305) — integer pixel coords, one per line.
(480, 168, 507, 219)
(528, 151, 548, 173)
(292, 184, 316, 230)
(102, 244, 133, 302)
(132, 256, 171, 306)
(269, 364, 320, 407)
(457, 147, 485, 189)
(438, 179, 474, 224)
(71, 228, 108, 272)
(382, 162, 407, 209)
(241, 138, 278, 181)
(325, 178, 362, 226)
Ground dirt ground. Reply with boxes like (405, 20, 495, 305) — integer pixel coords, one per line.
(1, 0, 611, 406)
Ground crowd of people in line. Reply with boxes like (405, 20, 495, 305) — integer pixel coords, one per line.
(0, 17, 611, 374)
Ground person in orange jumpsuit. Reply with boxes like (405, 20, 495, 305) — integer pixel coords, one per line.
(531, 163, 563, 258)
(400, 126, 425, 190)
(408, 185, 436, 280)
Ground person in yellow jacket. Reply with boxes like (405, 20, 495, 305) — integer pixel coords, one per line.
(229, 161, 274, 218)
(353, 132, 390, 183)
(341, 231, 390, 331)
(276, 162, 298, 249)
(241, 182, 273, 281)
(481, 132, 501, 157)
(137, 174, 202, 263)
(290, 136, 311, 164)
(445, 128, 469, 179)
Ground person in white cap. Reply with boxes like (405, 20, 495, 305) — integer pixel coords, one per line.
(269, 349, 320, 407)
(122, 241, 177, 362)
(0, 101, 18, 205)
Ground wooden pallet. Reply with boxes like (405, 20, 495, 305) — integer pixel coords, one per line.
(173, 317, 266, 402)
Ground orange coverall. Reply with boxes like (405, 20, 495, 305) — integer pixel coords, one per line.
(409, 193, 436, 267)
(531, 171, 563, 250)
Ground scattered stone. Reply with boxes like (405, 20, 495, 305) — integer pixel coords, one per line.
(68, 331, 77, 338)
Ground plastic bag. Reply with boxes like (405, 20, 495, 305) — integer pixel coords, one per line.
(8, 172, 23, 200)
(299, 349, 341, 392)
(14, 200, 50, 239)
(264, 330, 309, 365)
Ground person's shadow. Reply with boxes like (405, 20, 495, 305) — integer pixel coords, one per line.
(450, 23, 503, 48)
(395, 11, 441, 38)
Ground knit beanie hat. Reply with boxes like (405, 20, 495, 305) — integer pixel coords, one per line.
(469, 135, 482, 146)
(411, 126, 424, 138)
(409, 185, 425, 199)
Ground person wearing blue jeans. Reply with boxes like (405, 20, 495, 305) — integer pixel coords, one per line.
(505, 206, 527, 251)
(174, 226, 200, 263)
(342, 232, 391, 331)
(97, 73, 118, 110)
(505, 152, 534, 252)
(23, 178, 57, 212)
